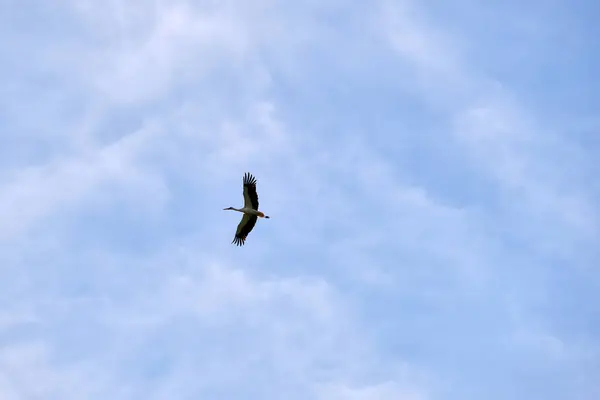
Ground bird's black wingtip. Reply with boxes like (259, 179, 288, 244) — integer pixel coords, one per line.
(232, 236, 246, 246)
(243, 172, 257, 186)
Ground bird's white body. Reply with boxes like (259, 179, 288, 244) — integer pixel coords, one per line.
(228, 207, 265, 217)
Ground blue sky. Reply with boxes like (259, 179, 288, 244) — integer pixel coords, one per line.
(1, 0, 598, 399)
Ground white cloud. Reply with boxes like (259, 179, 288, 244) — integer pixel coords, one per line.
(0, 245, 430, 399)
(0, 122, 168, 240)
(318, 381, 428, 400)
(0, 341, 113, 400)
(377, 0, 598, 252)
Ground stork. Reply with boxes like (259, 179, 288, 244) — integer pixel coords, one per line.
(223, 172, 270, 246)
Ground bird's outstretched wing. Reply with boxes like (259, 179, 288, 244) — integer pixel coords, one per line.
(232, 213, 258, 246)
(242, 172, 259, 210)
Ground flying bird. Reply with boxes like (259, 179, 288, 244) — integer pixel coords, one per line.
(224, 172, 270, 246)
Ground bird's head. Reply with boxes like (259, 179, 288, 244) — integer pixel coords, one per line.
(223, 207, 235, 210)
